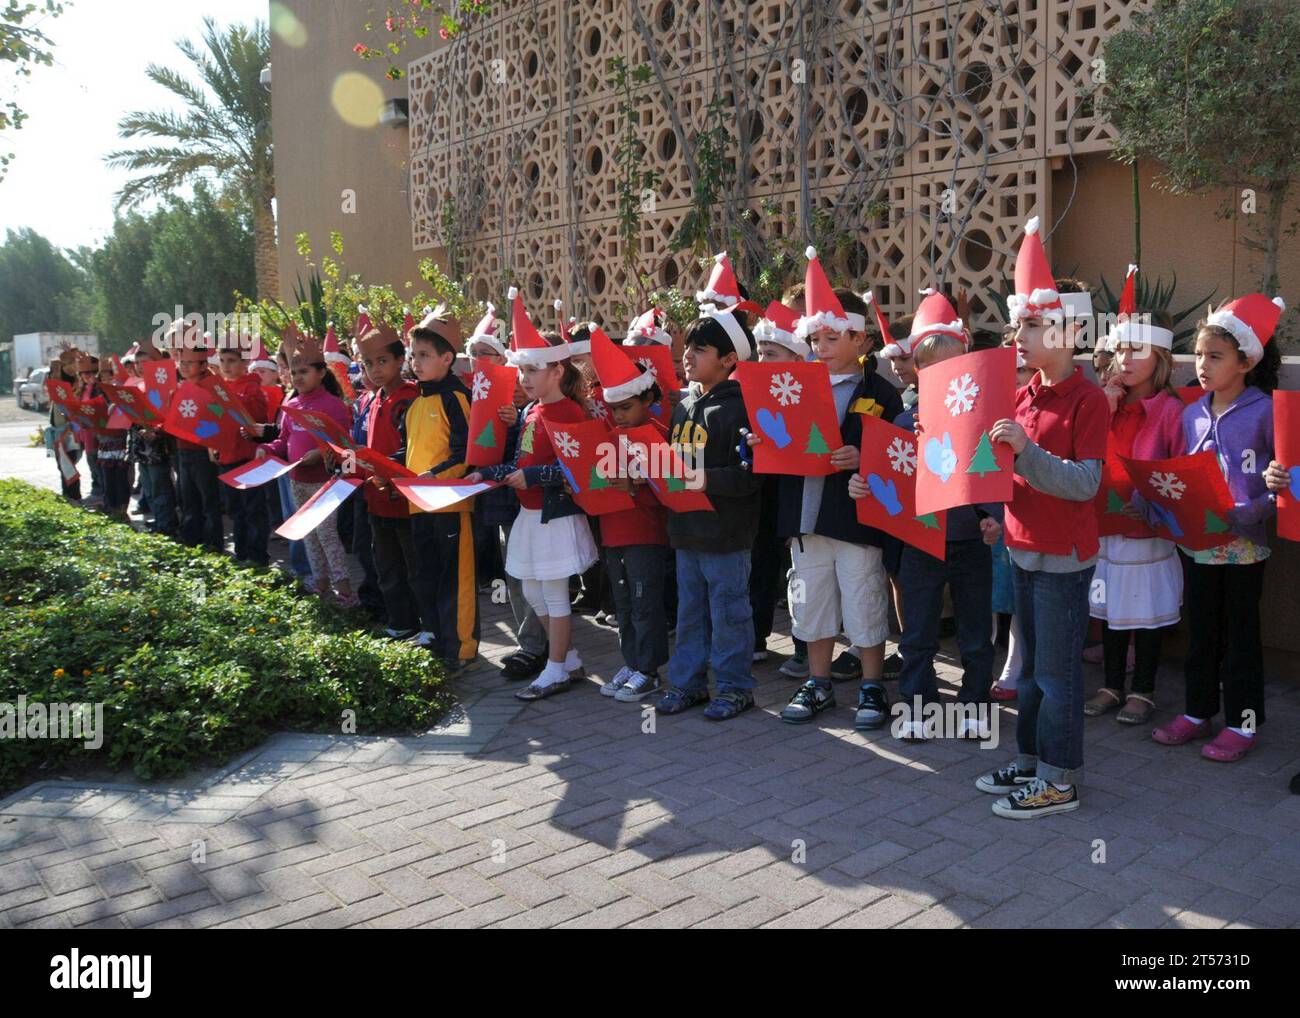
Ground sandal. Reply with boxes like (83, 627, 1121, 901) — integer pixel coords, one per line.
(1083, 687, 1122, 717)
(1117, 693, 1155, 725)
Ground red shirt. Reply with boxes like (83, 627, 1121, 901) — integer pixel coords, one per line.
(1004, 367, 1110, 560)
(215, 372, 269, 465)
(364, 381, 418, 517)
(517, 397, 588, 511)
(601, 419, 670, 547)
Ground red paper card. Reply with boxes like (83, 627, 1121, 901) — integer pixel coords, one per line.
(541, 417, 636, 516)
(466, 358, 518, 467)
(1274, 391, 1300, 542)
(141, 362, 178, 424)
(280, 404, 357, 454)
(393, 478, 499, 513)
(619, 345, 678, 430)
(855, 414, 948, 560)
(915, 347, 1016, 516)
(109, 355, 130, 385)
(329, 443, 418, 482)
(1119, 451, 1236, 551)
(275, 477, 362, 540)
(617, 423, 714, 513)
(263, 385, 284, 421)
(219, 455, 298, 489)
(1177, 385, 1204, 406)
(163, 381, 249, 455)
(100, 381, 164, 428)
(1095, 429, 1152, 539)
(735, 361, 844, 477)
(45, 379, 110, 430)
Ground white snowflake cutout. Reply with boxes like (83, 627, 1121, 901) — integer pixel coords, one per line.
(553, 430, 580, 459)
(1149, 471, 1186, 501)
(472, 371, 491, 401)
(636, 357, 658, 382)
(944, 373, 980, 416)
(769, 371, 803, 407)
(213, 385, 228, 401)
(178, 399, 199, 419)
(886, 435, 917, 476)
(118, 391, 136, 404)
(81, 403, 96, 415)
(153, 367, 169, 385)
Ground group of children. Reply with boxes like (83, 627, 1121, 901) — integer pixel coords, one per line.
(49, 217, 1296, 819)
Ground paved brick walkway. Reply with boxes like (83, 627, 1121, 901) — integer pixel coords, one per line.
(3, 588, 1300, 928)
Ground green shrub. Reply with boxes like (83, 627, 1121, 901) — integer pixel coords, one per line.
(0, 480, 449, 790)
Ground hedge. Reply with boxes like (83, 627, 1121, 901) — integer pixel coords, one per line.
(0, 479, 450, 791)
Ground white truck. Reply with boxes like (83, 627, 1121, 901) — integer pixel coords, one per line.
(10, 332, 99, 393)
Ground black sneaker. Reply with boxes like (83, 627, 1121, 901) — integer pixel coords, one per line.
(831, 651, 863, 682)
(781, 681, 835, 724)
(853, 682, 890, 730)
(500, 651, 546, 681)
(882, 652, 903, 682)
(975, 762, 1037, 795)
(991, 778, 1079, 819)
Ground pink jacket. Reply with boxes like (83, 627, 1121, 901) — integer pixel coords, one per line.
(1130, 391, 1186, 460)
(263, 387, 351, 483)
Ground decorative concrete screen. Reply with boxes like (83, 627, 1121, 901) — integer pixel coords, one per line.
(407, 0, 1149, 328)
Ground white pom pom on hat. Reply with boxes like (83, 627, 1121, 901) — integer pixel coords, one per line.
(507, 286, 519, 300)
(805, 245, 817, 260)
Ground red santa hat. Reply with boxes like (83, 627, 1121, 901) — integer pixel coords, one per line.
(466, 302, 506, 356)
(695, 251, 744, 308)
(1008, 216, 1092, 323)
(1104, 265, 1173, 352)
(1206, 293, 1285, 366)
(354, 305, 373, 343)
(402, 307, 415, 342)
(248, 335, 277, 373)
(794, 246, 864, 338)
(507, 285, 569, 366)
(555, 299, 589, 355)
(590, 323, 656, 403)
(752, 300, 809, 358)
(866, 289, 902, 358)
(323, 322, 349, 369)
(624, 307, 672, 346)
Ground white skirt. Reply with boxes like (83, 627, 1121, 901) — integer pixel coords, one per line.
(506, 506, 599, 581)
(1089, 534, 1183, 629)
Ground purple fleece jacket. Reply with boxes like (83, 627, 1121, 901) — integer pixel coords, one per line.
(1183, 386, 1276, 547)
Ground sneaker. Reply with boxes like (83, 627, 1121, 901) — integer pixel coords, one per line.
(600, 666, 633, 697)
(853, 682, 890, 730)
(975, 762, 1036, 795)
(831, 651, 863, 682)
(615, 671, 660, 702)
(780, 680, 836, 724)
(881, 652, 902, 682)
(991, 777, 1080, 819)
(753, 644, 770, 663)
(409, 631, 437, 649)
(500, 651, 546, 681)
(704, 690, 754, 721)
(779, 652, 810, 680)
(655, 687, 710, 715)
(383, 627, 417, 641)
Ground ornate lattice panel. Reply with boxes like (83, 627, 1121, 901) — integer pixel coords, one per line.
(499, 0, 563, 127)
(563, 0, 632, 101)
(627, 0, 714, 82)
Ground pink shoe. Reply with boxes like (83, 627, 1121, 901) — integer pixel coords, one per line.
(1152, 715, 1212, 745)
(990, 683, 1017, 703)
(1202, 729, 1256, 762)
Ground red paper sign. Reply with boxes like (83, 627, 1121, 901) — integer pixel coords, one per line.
(263, 384, 284, 421)
(541, 417, 636, 516)
(101, 381, 164, 428)
(617, 423, 714, 513)
(219, 455, 298, 489)
(109, 355, 130, 385)
(735, 361, 845, 477)
(1119, 451, 1236, 551)
(275, 477, 362, 540)
(329, 443, 418, 482)
(280, 404, 357, 454)
(466, 358, 518, 467)
(1274, 391, 1300, 542)
(394, 477, 499, 513)
(141, 362, 178, 425)
(1177, 385, 1204, 406)
(45, 379, 110, 430)
(915, 347, 1016, 516)
(163, 380, 252, 455)
(855, 414, 948, 560)
(1095, 429, 1151, 539)
(618, 345, 678, 430)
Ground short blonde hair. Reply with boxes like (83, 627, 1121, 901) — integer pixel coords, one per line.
(913, 332, 966, 368)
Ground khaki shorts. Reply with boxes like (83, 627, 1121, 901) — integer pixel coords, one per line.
(788, 534, 888, 647)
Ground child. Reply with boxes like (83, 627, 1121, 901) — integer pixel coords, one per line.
(215, 338, 270, 566)
(976, 219, 1109, 819)
(756, 250, 903, 728)
(93, 358, 131, 519)
(254, 346, 355, 604)
(129, 345, 178, 535)
(468, 289, 598, 700)
(174, 340, 225, 551)
(655, 308, 762, 720)
(1085, 292, 1185, 726)
(749, 300, 808, 665)
(879, 310, 920, 410)
(467, 306, 549, 680)
(1152, 294, 1284, 762)
(587, 326, 672, 701)
(853, 303, 1001, 739)
(357, 318, 420, 637)
(403, 309, 479, 669)
(272, 345, 311, 582)
(74, 353, 104, 507)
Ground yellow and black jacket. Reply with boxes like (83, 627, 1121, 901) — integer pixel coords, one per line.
(400, 373, 473, 512)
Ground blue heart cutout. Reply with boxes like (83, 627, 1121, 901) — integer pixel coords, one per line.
(755, 407, 792, 449)
(194, 420, 219, 440)
(1149, 501, 1184, 538)
(147, 390, 163, 410)
(867, 473, 903, 516)
(923, 433, 957, 483)
(1290, 473, 1300, 500)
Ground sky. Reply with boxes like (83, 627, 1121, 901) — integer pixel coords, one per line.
(0, 0, 270, 253)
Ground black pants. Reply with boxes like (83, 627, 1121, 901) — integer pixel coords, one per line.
(1102, 623, 1166, 696)
(176, 449, 223, 551)
(100, 459, 131, 512)
(605, 544, 672, 675)
(749, 479, 784, 648)
(371, 514, 422, 634)
(353, 500, 385, 618)
(410, 511, 479, 661)
(1185, 557, 1267, 728)
(224, 461, 269, 565)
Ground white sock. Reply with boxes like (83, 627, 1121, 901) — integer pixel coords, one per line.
(535, 660, 567, 686)
(998, 616, 1023, 689)
(1052, 782, 1072, 792)
(564, 648, 582, 672)
(1228, 726, 1254, 738)
(1183, 714, 1205, 725)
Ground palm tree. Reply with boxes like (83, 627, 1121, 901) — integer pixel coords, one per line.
(105, 18, 278, 299)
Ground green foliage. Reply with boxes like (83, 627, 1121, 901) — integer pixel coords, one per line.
(672, 97, 732, 258)
(0, 480, 449, 791)
(0, 227, 94, 341)
(609, 57, 660, 301)
(0, 1, 66, 177)
(1094, 270, 1217, 352)
(355, 2, 495, 80)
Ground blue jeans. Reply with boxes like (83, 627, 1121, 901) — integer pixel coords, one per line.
(277, 474, 311, 578)
(668, 548, 754, 695)
(142, 462, 177, 535)
(1011, 562, 1094, 786)
(898, 539, 994, 706)
(176, 448, 223, 551)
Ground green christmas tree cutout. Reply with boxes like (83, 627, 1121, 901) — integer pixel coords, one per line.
(666, 473, 686, 493)
(1105, 489, 1126, 514)
(473, 420, 498, 449)
(206, 403, 225, 418)
(966, 432, 1001, 476)
(588, 465, 610, 491)
(915, 513, 940, 530)
(805, 421, 830, 455)
(519, 420, 535, 454)
(1205, 509, 1231, 534)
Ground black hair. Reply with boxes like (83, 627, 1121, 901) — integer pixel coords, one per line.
(1246, 339, 1281, 393)
(291, 359, 343, 399)
(970, 328, 1001, 351)
(410, 328, 457, 359)
(380, 340, 406, 361)
(683, 315, 754, 361)
(568, 324, 592, 346)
